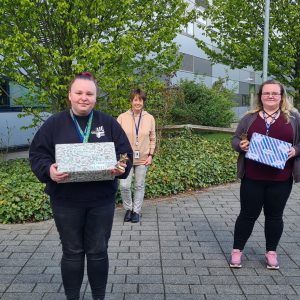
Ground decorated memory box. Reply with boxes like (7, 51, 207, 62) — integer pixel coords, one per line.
(245, 132, 291, 170)
(55, 142, 117, 183)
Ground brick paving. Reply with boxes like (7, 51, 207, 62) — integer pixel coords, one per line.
(0, 182, 300, 300)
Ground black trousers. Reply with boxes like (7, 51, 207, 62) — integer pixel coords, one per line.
(233, 177, 293, 252)
(51, 201, 115, 300)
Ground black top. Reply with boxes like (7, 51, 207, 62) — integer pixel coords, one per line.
(29, 110, 133, 207)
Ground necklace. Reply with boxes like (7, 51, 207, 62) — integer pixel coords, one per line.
(262, 109, 280, 135)
(262, 109, 280, 118)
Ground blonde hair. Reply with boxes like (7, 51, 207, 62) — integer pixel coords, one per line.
(249, 79, 293, 122)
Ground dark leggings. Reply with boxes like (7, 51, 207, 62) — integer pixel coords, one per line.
(51, 202, 115, 300)
(233, 177, 293, 252)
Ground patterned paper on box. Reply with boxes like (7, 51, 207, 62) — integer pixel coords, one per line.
(245, 132, 291, 170)
(55, 142, 117, 183)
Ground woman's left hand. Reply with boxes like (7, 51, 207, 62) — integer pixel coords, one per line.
(288, 147, 296, 159)
(144, 155, 152, 166)
(111, 162, 127, 176)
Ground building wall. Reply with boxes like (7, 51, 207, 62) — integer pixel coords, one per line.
(0, 112, 37, 149)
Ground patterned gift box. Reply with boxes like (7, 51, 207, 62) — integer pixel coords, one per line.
(245, 132, 291, 169)
(55, 142, 117, 183)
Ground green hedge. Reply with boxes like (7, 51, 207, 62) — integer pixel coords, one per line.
(145, 131, 237, 197)
(0, 159, 51, 224)
(0, 131, 238, 224)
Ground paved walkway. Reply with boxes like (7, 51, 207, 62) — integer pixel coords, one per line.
(0, 182, 300, 300)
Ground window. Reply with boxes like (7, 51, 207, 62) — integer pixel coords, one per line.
(241, 94, 250, 106)
(9, 81, 29, 107)
(182, 22, 194, 36)
(194, 57, 212, 76)
(180, 53, 194, 72)
(195, 0, 207, 9)
(0, 78, 9, 107)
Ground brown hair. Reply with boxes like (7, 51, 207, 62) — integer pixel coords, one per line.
(130, 88, 146, 102)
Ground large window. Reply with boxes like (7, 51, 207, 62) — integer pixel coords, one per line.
(180, 53, 212, 76)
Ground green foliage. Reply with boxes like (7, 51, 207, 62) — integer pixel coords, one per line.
(170, 79, 235, 127)
(145, 130, 237, 197)
(0, 0, 195, 125)
(0, 132, 238, 224)
(196, 0, 300, 106)
(0, 159, 51, 224)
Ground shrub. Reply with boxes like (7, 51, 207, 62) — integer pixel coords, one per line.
(0, 131, 238, 223)
(145, 130, 237, 197)
(171, 79, 236, 127)
(0, 159, 51, 224)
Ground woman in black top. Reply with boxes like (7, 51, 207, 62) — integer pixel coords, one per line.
(29, 72, 133, 300)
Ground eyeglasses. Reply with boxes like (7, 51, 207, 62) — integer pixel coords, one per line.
(261, 92, 281, 97)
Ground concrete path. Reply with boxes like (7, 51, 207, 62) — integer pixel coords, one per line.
(0, 182, 300, 300)
(2, 151, 29, 160)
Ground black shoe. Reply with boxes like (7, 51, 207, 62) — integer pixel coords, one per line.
(124, 210, 132, 222)
(131, 212, 140, 223)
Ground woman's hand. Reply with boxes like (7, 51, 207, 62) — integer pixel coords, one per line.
(111, 161, 127, 176)
(50, 163, 69, 183)
(239, 139, 249, 152)
(288, 147, 296, 159)
(144, 155, 152, 166)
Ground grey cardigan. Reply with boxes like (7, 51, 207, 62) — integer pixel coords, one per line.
(232, 110, 300, 182)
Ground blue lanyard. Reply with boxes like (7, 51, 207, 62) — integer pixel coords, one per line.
(132, 110, 142, 145)
(70, 109, 93, 143)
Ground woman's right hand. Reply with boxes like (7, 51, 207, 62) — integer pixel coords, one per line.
(239, 139, 249, 152)
(50, 163, 69, 183)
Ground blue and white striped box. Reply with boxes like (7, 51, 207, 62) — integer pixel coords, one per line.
(245, 132, 291, 169)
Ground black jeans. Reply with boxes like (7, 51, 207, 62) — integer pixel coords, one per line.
(233, 177, 293, 252)
(51, 202, 115, 300)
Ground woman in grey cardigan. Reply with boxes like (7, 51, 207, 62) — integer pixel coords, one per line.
(230, 79, 300, 270)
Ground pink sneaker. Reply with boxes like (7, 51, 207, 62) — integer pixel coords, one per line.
(230, 249, 242, 268)
(265, 251, 279, 270)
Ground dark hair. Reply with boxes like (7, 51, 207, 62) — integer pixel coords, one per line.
(130, 88, 146, 102)
(69, 72, 97, 91)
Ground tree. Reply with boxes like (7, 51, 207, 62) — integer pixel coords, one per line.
(195, 0, 300, 107)
(0, 0, 194, 125)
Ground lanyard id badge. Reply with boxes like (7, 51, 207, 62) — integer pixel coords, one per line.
(134, 150, 140, 159)
(132, 110, 142, 159)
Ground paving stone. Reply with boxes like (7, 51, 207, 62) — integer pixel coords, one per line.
(33, 282, 61, 293)
(0, 266, 22, 274)
(43, 293, 69, 299)
(166, 295, 205, 300)
(240, 284, 270, 294)
(13, 274, 52, 284)
(124, 294, 164, 300)
(5, 283, 35, 293)
(0, 293, 44, 300)
(111, 283, 137, 293)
